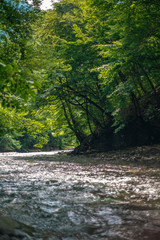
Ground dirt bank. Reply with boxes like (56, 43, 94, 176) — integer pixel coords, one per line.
(70, 144, 160, 168)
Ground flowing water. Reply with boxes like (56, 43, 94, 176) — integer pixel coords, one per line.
(0, 151, 160, 240)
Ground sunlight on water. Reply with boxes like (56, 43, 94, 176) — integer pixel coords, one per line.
(0, 151, 160, 239)
(0, 150, 67, 157)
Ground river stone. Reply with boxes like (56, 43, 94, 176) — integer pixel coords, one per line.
(0, 214, 62, 240)
(0, 214, 32, 239)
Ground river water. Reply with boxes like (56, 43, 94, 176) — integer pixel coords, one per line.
(0, 151, 160, 240)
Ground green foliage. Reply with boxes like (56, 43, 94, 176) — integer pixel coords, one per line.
(0, 134, 22, 151)
(0, 0, 159, 151)
(34, 0, 113, 143)
(0, 0, 42, 107)
(0, 105, 49, 151)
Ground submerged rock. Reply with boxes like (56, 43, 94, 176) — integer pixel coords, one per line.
(0, 214, 33, 239)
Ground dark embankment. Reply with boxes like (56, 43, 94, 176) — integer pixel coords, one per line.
(73, 91, 160, 154)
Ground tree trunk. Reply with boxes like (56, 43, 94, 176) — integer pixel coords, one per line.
(137, 63, 156, 94)
(118, 70, 142, 117)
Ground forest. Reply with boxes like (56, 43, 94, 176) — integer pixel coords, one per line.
(0, 0, 160, 152)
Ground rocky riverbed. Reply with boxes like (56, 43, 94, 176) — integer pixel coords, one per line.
(0, 145, 160, 239)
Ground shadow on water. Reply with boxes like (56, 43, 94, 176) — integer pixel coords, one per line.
(0, 151, 160, 239)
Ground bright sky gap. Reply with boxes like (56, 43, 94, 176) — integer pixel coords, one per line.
(40, 0, 53, 10)
(27, 0, 59, 10)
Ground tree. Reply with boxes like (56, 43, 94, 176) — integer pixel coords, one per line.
(0, 0, 42, 107)
(1, 0, 159, 151)
(0, 0, 50, 151)
(33, 0, 115, 144)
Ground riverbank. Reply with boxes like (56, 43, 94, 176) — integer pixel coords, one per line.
(75, 144, 160, 168)
(1, 144, 159, 168)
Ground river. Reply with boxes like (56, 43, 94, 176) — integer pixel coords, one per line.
(0, 151, 160, 239)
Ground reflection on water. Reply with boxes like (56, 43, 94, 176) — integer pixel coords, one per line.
(0, 151, 160, 239)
